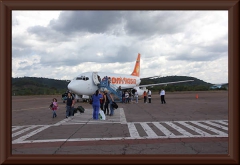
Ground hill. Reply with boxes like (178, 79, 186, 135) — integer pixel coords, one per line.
(140, 75, 213, 92)
(12, 77, 69, 96)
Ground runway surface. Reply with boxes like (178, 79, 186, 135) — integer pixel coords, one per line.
(12, 91, 228, 154)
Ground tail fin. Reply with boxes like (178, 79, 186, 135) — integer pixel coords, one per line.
(131, 53, 140, 77)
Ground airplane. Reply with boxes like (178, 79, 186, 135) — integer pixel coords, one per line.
(67, 53, 194, 100)
(210, 83, 228, 90)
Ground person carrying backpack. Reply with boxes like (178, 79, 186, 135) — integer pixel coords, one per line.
(106, 91, 114, 116)
(66, 92, 75, 118)
(50, 98, 58, 118)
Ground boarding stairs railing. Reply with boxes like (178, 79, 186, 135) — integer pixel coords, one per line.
(97, 78, 122, 102)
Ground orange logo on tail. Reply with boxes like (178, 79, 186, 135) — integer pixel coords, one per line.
(131, 53, 140, 77)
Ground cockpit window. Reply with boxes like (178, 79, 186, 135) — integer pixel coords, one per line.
(76, 76, 89, 81)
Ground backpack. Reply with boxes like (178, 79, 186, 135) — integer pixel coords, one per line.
(49, 102, 53, 109)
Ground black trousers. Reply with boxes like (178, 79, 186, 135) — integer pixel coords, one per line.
(144, 96, 147, 103)
(104, 102, 109, 114)
(161, 95, 166, 104)
(148, 95, 151, 103)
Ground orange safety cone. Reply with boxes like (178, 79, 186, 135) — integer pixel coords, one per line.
(196, 94, 199, 99)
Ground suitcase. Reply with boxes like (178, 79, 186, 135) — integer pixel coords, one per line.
(77, 106, 85, 113)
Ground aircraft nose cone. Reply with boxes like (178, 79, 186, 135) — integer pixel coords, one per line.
(67, 81, 75, 92)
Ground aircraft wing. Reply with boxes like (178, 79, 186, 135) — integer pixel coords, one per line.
(137, 80, 194, 88)
(140, 76, 161, 79)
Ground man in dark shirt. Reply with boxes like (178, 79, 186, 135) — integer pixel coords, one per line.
(66, 92, 75, 118)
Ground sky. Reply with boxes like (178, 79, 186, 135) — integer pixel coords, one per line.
(12, 10, 228, 84)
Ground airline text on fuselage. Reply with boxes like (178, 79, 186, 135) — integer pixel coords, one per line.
(111, 77, 136, 84)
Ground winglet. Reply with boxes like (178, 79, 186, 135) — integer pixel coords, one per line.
(131, 53, 140, 77)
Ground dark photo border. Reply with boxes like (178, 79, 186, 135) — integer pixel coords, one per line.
(0, 0, 239, 164)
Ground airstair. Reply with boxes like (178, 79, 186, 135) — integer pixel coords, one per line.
(97, 76, 122, 103)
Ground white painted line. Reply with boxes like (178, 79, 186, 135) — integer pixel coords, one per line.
(13, 133, 229, 144)
(191, 121, 228, 136)
(53, 117, 74, 126)
(12, 125, 51, 144)
(13, 107, 48, 111)
(120, 108, 127, 124)
(165, 122, 193, 137)
(127, 123, 140, 138)
(177, 121, 212, 137)
(12, 126, 26, 132)
(205, 121, 228, 131)
(214, 120, 228, 126)
(140, 123, 158, 138)
(12, 120, 229, 144)
(12, 126, 38, 138)
(152, 122, 175, 137)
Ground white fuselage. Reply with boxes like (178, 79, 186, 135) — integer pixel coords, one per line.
(67, 72, 141, 96)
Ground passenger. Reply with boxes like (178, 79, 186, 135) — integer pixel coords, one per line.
(117, 86, 122, 93)
(135, 90, 138, 103)
(105, 90, 114, 116)
(97, 75, 101, 83)
(148, 89, 152, 103)
(108, 77, 111, 86)
(107, 93, 114, 116)
(143, 91, 147, 103)
(160, 89, 166, 104)
(129, 91, 132, 103)
(66, 92, 75, 118)
(102, 76, 107, 86)
(132, 89, 135, 101)
(51, 98, 58, 118)
(100, 91, 104, 111)
(122, 91, 125, 103)
(103, 90, 110, 115)
(92, 90, 103, 120)
(125, 91, 129, 103)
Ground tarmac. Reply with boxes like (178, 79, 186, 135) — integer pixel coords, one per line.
(12, 91, 228, 155)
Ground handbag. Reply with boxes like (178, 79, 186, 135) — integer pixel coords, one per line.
(112, 101, 118, 109)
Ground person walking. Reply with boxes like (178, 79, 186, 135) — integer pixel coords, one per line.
(66, 92, 75, 118)
(51, 98, 58, 118)
(160, 89, 166, 104)
(147, 89, 152, 103)
(125, 91, 129, 103)
(135, 90, 138, 103)
(143, 91, 147, 103)
(92, 90, 103, 120)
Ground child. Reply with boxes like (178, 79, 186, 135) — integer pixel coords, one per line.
(51, 98, 58, 118)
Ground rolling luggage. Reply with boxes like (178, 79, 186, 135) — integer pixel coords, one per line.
(77, 106, 85, 113)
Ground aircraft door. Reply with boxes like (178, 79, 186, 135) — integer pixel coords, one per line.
(92, 72, 100, 85)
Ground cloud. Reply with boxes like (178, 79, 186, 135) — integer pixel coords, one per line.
(12, 10, 228, 84)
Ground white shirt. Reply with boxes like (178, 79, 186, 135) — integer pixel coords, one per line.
(148, 90, 151, 95)
(135, 91, 138, 97)
(160, 90, 165, 96)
